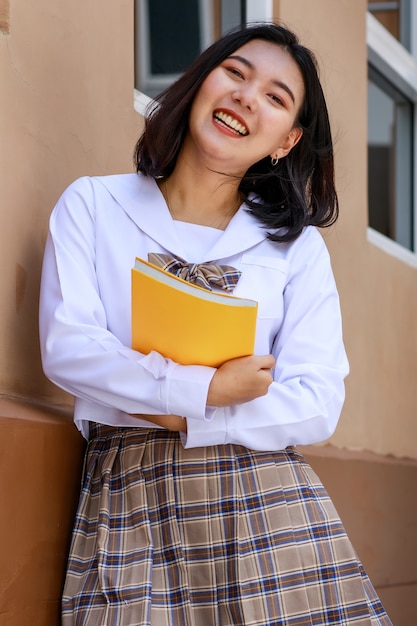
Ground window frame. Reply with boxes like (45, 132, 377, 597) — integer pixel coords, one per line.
(134, 0, 215, 98)
(367, 10, 417, 266)
(133, 0, 273, 116)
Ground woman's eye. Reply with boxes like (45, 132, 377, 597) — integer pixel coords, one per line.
(227, 67, 243, 78)
(270, 94, 284, 106)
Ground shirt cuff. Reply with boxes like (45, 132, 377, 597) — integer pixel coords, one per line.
(167, 363, 216, 420)
(180, 408, 227, 448)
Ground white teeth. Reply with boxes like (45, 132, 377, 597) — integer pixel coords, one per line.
(214, 111, 248, 135)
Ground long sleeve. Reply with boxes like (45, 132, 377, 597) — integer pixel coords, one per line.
(39, 176, 216, 424)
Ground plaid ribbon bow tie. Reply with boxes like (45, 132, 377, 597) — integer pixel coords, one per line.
(148, 252, 241, 292)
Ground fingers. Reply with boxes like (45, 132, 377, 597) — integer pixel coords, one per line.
(257, 367, 274, 393)
(253, 353, 275, 368)
(207, 354, 275, 407)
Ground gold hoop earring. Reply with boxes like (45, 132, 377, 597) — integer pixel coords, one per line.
(271, 156, 279, 167)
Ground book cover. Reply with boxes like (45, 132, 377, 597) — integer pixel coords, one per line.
(131, 257, 258, 367)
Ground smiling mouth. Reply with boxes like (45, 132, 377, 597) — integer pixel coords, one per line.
(213, 111, 249, 136)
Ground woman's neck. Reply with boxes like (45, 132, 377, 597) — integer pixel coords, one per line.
(159, 162, 242, 230)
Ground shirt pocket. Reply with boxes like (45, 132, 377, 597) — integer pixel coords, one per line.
(235, 255, 289, 321)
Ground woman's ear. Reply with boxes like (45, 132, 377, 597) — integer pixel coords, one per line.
(271, 126, 303, 160)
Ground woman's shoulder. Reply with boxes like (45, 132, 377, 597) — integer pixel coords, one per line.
(49, 174, 138, 225)
(271, 225, 329, 255)
(53, 172, 154, 215)
(298, 225, 328, 248)
(60, 172, 144, 198)
(92, 172, 142, 190)
(281, 225, 333, 269)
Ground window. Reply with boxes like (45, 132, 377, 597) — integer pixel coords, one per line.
(368, 67, 414, 249)
(367, 7, 417, 258)
(134, 0, 246, 98)
(134, 0, 273, 113)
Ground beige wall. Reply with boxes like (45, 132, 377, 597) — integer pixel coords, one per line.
(1, 0, 140, 407)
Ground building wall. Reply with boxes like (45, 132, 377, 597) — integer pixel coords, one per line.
(1, 0, 415, 624)
(1, 0, 140, 406)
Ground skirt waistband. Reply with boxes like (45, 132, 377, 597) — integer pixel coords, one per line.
(88, 421, 164, 441)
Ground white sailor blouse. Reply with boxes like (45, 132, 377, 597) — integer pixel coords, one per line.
(39, 173, 349, 450)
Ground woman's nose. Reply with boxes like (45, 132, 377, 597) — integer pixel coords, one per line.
(232, 84, 258, 110)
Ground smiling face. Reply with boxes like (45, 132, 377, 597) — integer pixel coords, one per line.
(184, 39, 305, 175)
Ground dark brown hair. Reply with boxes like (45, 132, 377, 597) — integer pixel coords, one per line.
(134, 23, 338, 242)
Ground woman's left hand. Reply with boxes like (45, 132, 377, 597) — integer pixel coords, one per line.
(130, 413, 187, 432)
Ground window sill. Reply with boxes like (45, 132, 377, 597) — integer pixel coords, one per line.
(134, 89, 153, 117)
(367, 227, 417, 269)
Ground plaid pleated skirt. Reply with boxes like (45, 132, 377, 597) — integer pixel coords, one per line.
(62, 424, 392, 626)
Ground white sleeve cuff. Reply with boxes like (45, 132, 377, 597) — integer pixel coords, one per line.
(167, 363, 216, 420)
(180, 408, 227, 448)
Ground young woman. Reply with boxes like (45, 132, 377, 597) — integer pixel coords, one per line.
(40, 22, 392, 626)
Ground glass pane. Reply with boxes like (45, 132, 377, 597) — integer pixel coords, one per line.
(135, 0, 245, 95)
(221, 0, 245, 33)
(148, 0, 201, 75)
(368, 67, 414, 249)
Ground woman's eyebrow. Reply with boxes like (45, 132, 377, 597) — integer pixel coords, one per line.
(228, 54, 296, 104)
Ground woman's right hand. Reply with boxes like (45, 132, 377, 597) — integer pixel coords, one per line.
(207, 354, 275, 407)
(130, 413, 187, 432)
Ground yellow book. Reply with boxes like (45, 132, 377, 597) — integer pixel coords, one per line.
(131, 257, 258, 367)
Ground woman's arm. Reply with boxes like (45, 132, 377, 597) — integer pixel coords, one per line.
(131, 353, 275, 431)
(181, 230, 349, 450)
(206, 354, 275, 405)
(39, 177, 217, 422)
